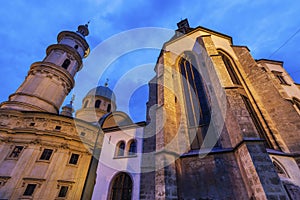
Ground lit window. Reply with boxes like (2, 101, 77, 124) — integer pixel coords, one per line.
(128, 140, 137, 155)
(23, 184, 37, 196)
(58, 186, 69, 198)
(40, 149, 53, 160)
(62, 59, 71, 69)
(8, 146, 24, 158)
(69, 153, 79, 165)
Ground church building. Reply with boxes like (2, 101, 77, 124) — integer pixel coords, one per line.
(0, 19, 300, 200)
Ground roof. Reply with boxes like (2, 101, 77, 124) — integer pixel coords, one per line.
(86, 86, 116, 102)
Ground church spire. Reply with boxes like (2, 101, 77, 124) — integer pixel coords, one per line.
(0, 24, 90, 113)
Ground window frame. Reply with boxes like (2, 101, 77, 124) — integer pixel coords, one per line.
(57, 185, 69, 198)
(128, 140, 137, 156)
(115, 141, 126, 157)
(7, 145, 24, 160)
(68, 153, 80, 166)
(38, 148, 54, 162)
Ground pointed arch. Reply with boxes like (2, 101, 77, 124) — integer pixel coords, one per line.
(293, 97, 300, 111)
(178, 51, 212, 149)
(272, 159, 290, 178)
(109, 172, 133, 200)
(218, 49, 241, 85)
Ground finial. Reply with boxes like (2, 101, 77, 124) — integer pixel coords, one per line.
(85, 20, 90, 27)
(104, 78, 109, 87)
(71, 94, 75, 105)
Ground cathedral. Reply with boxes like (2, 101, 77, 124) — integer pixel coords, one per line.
(0, 19, 300, 200)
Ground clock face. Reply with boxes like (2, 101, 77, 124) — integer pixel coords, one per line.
(84, 47, 90, 58)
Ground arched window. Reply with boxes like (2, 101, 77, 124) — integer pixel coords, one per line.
(107, 104, 111, 112)
(241, 95, 271, 148)
(62, 59, 71, 70)
(95, 100, 101, 108)
(179, 53, 211, 150)
(109, 172, 132, 200)
(273, 161, 289, 178)
(116, 141, 125, 157)
(128, 140, 137, 155)
(219, 51, 241, 85)
(83, 100, 89, 108)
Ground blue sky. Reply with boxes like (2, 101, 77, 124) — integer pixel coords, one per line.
(0, 0, 300, 122)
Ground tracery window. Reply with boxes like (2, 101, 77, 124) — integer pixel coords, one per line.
(219, 51, 241, 85)
(109, 173, 132, 200)
(179, 52, 211, 150)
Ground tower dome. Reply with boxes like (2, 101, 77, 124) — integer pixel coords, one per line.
(75, 86, 117, 123)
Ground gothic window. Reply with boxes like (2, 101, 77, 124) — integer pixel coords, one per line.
(23, 184, 37, 196)
(179, 53, 211, 150)
(107, 104, 111, 112)
(128, 140, 137, 156)
(58, 186, 69, 198)
(273, 161, 289, 178)
(95, 100, 101, 108)
(84, 100, 89, 108)
(241, 95, 272, 148)
(39, 149, 53, 161)
(62, 59, 71, 70)
(109, 172, 132, 200)
(116, 141, 125, 157)
(219, 51, 241, 85)
(8, 146, 24, 159)
(69, 153, 79, 165)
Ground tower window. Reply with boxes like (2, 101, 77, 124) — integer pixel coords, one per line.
(23, 184, 37, 196)
(107, 104, 111, 112)
(69, 153, 79, 165)
(83, 100, 89, 108)
(95, 100, 101, 108)
(40, 149, 53, 160)
(74, 45, 79, 49)
(128, 140, 137, 155)
(62, 59, 71, 70)
(58, 186, 69, 198)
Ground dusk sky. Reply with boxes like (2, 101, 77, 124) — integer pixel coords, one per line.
(0, 1, 300, 122)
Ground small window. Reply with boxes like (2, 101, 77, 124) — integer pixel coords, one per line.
(128, 140, 137, 155)
(95, 100, 101, 108)
(80, 132, 86, 136)
(40, 149, 53, 160)
(58, 186, 69, 198)
(276, 74, 288, 85)
(55, 126, 61, 131)
(83, 100, 89, 108)
(29, 122, 35, 126)
(62, 59, 71, 70)
(107, 104, 111, 112)
(23, 184, 37, 196)
(9, 146, 24, 158)
(116, 142, 125, 157)
(74, 45, 79, 49)
(69, 153, 79, 165)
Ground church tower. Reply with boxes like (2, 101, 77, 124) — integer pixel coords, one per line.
(0, 24, 90, 113)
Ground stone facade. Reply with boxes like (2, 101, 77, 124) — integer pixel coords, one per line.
(140, 19, 300, 199)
